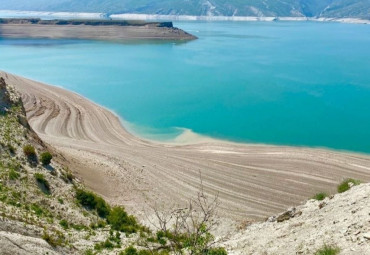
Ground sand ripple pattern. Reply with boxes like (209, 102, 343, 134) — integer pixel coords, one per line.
(3, 71, 370, 221)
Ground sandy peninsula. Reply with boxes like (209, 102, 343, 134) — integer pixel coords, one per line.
(0, 18, 197, 41)
(1, 71, 370, 224)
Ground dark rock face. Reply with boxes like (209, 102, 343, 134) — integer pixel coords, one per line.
(0, 77, 30, 129)
(17, 114, 31, 129)
(158, 22, 173, 28)
(267, 207, 303, 223)
(0, 77, 11, 112)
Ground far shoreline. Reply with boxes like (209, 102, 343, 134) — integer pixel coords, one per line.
(0, 10, 369, 25)
(0, 18, 197, 41)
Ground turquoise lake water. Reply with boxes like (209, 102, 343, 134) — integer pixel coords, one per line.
(0, 21, 370, 153)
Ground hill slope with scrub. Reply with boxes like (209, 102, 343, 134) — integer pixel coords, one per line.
(0, 0, 369, 19)
(224, 181, 370, 254)
(0, 76, 227, 254)
(0, 77, 142, 254)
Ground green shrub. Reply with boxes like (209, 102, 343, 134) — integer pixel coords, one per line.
(42, 232, 56, 247)
(84, 250, 94, 255)
(96, 196, 111, 218)
(97, 220, 107, 228)
(76, 189, 97, 209)
(31, 204, 44, 216)
(313, 192, 328, 201)
(156, 230, 168, 245)
(23, 144, 36, 158)
(40, 152, 53, 165)
(107, 206, 138, 233)
(76, 189, 110, 218)
(315, 244, 340, 255)
(59, 219, 69, 229)
(108, 231, 121, 245)
(137, 250, 152, 255)
(337, 178, 361, 193)
(8, 169, 20, 180)
(94, 239, 115, 251)
(34, 173, 50, 194)
(70, 223, 88, 231)
(122, 246, 138, 255)
(42, 230, 65, 247)
(90, 220, 107, 229)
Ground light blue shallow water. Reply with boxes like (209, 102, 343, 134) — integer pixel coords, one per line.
(0, 21, 370, 153)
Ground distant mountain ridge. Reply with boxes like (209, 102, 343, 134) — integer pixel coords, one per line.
(0, 0, 369, 19)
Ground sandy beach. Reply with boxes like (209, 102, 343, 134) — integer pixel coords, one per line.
(2, 71, 370, 224)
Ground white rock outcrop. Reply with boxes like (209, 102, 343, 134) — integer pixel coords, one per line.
(225, 184, 370, 254)
(0, 231, 58, 255)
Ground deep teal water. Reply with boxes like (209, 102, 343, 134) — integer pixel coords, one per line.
(0, 21, 370, 153)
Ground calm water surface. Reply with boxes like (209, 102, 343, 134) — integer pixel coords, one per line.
(0, 21, 370, 153)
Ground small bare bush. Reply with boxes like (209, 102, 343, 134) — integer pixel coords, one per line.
(143, 173, 227, 255)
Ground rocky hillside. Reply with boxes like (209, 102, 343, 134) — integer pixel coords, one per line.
(0, 0, 369, 19)
(0, 77, 145, 254)
(0, 77, 146, 254)
(224, 182, 370, 254)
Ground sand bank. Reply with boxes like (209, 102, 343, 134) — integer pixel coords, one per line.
(0, 18, 197, 41)
(1, 71, 370, 223)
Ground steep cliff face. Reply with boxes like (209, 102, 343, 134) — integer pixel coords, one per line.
(0, 77, 17, 112)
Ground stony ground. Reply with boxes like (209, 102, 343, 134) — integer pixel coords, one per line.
(223, 183, 370, 255)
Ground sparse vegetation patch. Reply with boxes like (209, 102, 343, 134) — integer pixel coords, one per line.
(40, 151, 53, 165)
(107, 206, 139, 233)
(23, 144, 36, 158)
(76, 188, 110, 217)
(314, 244, 340, 255)
(8, 168, 20, 180)
(337, 178, 361, 193)
(313, 192, 328, 201)
(59, 219, 69, 229)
